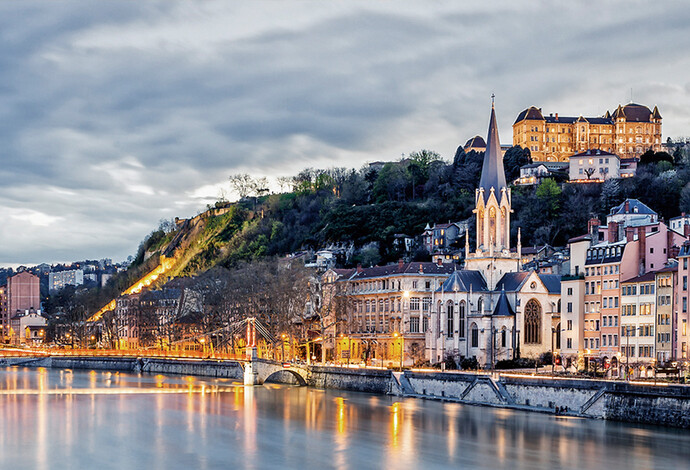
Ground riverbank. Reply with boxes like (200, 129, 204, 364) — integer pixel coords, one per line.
(3, 355, 689, 428)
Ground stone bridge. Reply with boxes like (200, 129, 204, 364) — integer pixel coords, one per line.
(244, 357, 309, 386)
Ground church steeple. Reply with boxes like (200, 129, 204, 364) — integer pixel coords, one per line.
(479, 96, 507, 198)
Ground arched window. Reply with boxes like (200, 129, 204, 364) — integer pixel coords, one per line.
(446, 300, 454, 338)
(458, 301, 466, 338)
(501, 327, 507, 348)
(436, 300, 442, 334)
(471, 323, 479, 348)
(525, 299, 542, 344)
(477, 297, 484, 313)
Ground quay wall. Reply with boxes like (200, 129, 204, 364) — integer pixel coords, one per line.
(4, 355, 690, 428)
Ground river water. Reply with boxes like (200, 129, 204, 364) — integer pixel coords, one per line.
(0, 367, 688, 470)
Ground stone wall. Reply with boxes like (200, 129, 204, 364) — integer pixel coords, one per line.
(141, 358, 243, 379)
(308, 366, 393, 394)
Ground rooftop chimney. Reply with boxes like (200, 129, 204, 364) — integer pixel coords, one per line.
(588, 217, 600, 241)
(555, 113, 559, 120)
(638, 227, 647, 274)
(685, 223, 690, 239)
(357, 263, 363, 273)
(398, 259, 404, 271)
(624, 200, 630, 213)
(626, 226, 635, 242)
(608, 221, 618, 243)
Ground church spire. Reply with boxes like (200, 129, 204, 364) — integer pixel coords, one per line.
(479, 96, 507, 197)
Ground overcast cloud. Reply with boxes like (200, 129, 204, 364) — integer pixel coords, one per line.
(1, 1, 690, 265)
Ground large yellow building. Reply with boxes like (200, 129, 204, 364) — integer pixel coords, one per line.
(513, 103, 662, 162)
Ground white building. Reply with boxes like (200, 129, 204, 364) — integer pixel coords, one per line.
(9, 308, 47, 346)
(670, 214, 690, 235)
(569, 149, 620, 182)
(49, 269, 84, 293)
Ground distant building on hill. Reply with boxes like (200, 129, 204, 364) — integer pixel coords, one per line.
(49, 269, 84, 293)
(513, 102, 662, 162)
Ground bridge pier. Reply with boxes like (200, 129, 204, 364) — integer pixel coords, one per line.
(244, 347, 262, 385)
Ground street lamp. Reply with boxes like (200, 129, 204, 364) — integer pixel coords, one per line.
(394, 332, 403, 371)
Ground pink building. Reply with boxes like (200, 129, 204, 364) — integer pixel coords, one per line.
(7, 271, 40, 317)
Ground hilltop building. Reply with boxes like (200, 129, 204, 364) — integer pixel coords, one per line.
(513, 103, 662, 162)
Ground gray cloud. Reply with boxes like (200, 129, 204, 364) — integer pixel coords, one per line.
(1, 0, 690, 265)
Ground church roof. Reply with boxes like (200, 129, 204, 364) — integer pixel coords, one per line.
(539, 274, 562, 294)
(478, 102, 507, 198)
(493, 290, 514, 316)
(495, 272, 530, 292)
(436, 270, 487, 293)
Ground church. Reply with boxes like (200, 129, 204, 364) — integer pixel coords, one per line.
(425, 100, 561, 367)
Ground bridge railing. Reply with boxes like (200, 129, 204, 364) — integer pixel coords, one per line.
(0, 347, 246, 361)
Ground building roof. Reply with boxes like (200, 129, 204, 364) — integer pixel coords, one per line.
(436, 270, 487, 293)
(464, 135, 486, 149)
(621, 271, 657, 284)
(612, 103, 655, 122)
(571, 149, 618, 159)
(350, 262, 455, 280)
(609, 198, 656, 216)
(479, 103, 507, 199)
(544, 115, 578, 124)
(539, 274, 562, 294)
(493, 290, 514, 316)
(568, 233, 591, 243)
(514, 106, 545, 124)
(495, 272, 531, 292)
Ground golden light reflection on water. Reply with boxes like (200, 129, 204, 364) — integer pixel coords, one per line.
(2, 367, 690, 470)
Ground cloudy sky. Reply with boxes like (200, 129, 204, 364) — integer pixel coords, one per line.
(2, 1, 690, 266)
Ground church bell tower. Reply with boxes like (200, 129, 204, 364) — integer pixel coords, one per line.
(465, 96, 520, 289)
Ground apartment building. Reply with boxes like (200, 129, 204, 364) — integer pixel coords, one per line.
(620, 273, 657, 374)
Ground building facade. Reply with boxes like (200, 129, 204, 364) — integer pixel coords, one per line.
(49, 269, 85, 293)
(7, 271, 40, 317)
(569, 149, 619, 182)
(513, 103, 662, 162)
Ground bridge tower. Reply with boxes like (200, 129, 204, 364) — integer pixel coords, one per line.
(244, 318, 261, 385)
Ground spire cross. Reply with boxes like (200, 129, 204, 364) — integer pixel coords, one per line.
(491, 93, 495, 107)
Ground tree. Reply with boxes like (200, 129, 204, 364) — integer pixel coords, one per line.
(536, 178, 562, 217)
(229, 173, 255, 200)
(503, 146, 532, 181)
(584, 167, 596, 180)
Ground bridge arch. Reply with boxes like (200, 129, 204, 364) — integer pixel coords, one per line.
(264, 369, 307, 386)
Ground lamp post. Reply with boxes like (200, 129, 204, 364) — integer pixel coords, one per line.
(281, 334, 286, 362)
(394, 332, 403, 371)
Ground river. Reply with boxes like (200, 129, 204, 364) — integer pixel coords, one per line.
(0, 367, 688, 469)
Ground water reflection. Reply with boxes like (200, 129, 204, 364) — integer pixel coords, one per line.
(0, 367, 689, 470)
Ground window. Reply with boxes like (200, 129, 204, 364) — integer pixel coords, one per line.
(567, 288, 573, 296)
(501, 329, 507, 348)
(410, 297, 420, 311)
(425, 281, 431, 290)
(567, 302, 573, 313)
(471, 324, 479, 348)
(567, 338, 572, 349)
(409, 317, 420, 333)
(446, 301, 454, 338)
(524, 299, 541, 344)
(458, 301, 466, 338)
(567, 320, 573, 331)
